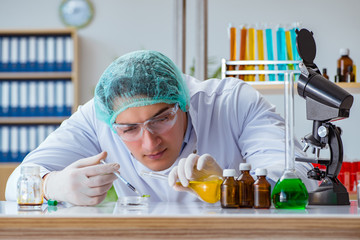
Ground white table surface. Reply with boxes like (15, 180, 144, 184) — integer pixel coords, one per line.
(1, 200, 359, 218)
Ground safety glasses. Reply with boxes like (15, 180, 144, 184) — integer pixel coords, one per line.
(112, 103, 179, 142)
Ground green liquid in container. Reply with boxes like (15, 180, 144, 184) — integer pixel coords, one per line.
(271, 178, 308, 209)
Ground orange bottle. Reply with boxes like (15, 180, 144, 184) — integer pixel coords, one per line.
(237, 163, 254, 208)
(221, 169, 239, 208)
(337, 48, 353, 82)
(253, 168, 271, 209)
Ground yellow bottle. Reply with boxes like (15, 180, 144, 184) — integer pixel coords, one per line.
(176, 175, 223, 203)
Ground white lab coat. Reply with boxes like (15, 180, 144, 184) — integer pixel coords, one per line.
(6, 75, 317, 202)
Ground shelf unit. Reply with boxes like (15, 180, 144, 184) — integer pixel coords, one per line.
(221, 59, 360, 94)
(0, 29, 79, 200)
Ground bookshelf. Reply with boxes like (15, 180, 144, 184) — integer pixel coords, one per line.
(0, 28, 79, 200)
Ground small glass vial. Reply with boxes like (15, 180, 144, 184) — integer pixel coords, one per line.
(220, 169, 239, 208)
(254, 168, 271, 209)
(17, 166, 44, 210)
(237, 163, 254, 208)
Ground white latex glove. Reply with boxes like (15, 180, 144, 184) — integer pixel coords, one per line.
(44, 151, 119, 206)
(168, 153, 223, 193)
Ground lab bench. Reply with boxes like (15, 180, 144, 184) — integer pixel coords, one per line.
(0, 201, 359, 239)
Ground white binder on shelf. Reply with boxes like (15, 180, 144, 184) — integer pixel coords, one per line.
(10, 36, 19, 72)
(19, 36, 27, 72)
(37, 81, 46, 116)
(28, 81, 37, 116)
(28, 36, 36, 71)
(19, 126, 27, 161)
(46, 36, 55, 71)
(0, 126, 10, 162)
(28, 126, 37, 154)
(65, 35, 73, 72)
(65, 80, 73, 115)
(46, 81, 55, 116)
(37, 36, 46, 71)
(37, 125, 47, 147)
(55, 80, 66, 116)
(9, 81, 19, 116)
(1, 81, 10, 116)
(19, 81, 28, 116)
(1, 36, 10, 72)
(56, 36, 65, 71)
(10, 126, 19, 162)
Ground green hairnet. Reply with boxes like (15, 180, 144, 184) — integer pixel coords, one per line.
(94, 50, 190, 128)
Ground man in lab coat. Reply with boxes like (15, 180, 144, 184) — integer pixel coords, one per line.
(6, 50, 317, 205)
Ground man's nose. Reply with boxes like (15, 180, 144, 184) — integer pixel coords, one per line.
(141, 127, 161, 150)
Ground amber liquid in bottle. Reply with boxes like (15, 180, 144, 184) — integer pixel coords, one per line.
(337, 49, 353, 82)
(221, 169, 239, 208)
(254, 175, 271, 209)
(238, 170, 254, 208)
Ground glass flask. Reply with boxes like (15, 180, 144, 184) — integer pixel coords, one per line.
(17, 165, 44, 210)
(271, 73, 309, 209)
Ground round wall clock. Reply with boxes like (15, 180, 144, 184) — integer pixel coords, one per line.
(59, 0, 94, 29)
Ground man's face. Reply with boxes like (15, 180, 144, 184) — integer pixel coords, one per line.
(114, 103, 187, 171)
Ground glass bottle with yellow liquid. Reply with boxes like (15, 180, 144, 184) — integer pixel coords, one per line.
(271, 73, 308, 209)
(141, 171, 223, 204)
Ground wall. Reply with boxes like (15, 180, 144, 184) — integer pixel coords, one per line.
(0, 0, 359, 159)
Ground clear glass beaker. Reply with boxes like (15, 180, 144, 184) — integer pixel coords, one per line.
(271, 72, 309, 209)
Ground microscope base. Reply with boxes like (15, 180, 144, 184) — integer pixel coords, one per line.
(308, 179, 350, 205)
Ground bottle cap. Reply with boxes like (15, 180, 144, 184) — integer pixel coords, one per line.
(223, 169, 237, 177)
(239, 163, 251, 171)
(20, 165, 40, 174)
(340, 48, 349, 56)
(255, 168, 267, 176)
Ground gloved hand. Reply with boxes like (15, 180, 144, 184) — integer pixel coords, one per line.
(168, 153, 223, 193)
(43, 151, 119, 206)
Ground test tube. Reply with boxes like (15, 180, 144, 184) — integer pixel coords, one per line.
(228, 24, 237, 77)
(247, 25, 256, 81)
(285, 29, 294, 70)
(257, 26, 265, 81)
(276, 25, 287, 81)
(239, 25, 248, 80)
(265, 26, 275, 81)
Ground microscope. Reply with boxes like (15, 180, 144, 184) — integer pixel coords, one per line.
(295, 29, 354, 205)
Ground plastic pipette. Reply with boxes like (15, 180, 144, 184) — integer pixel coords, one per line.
(141, 171, 168, 181)
(100, 160, 142, 196)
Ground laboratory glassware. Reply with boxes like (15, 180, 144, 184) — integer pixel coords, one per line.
(271, 73, 308, 209)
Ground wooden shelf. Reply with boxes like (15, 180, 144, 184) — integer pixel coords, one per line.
(0, 72, 73, 80)
(0, 117, 68, 125)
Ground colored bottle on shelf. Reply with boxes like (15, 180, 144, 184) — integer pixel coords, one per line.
(237, 163, 254, 208)
(253, 168, 271, 209)
(337, 48, 353, 82)
(221, 169, 239, 208)
(322, 68, 329, 80)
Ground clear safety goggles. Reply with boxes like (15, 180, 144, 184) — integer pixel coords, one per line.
(112, 103, 179, 142)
